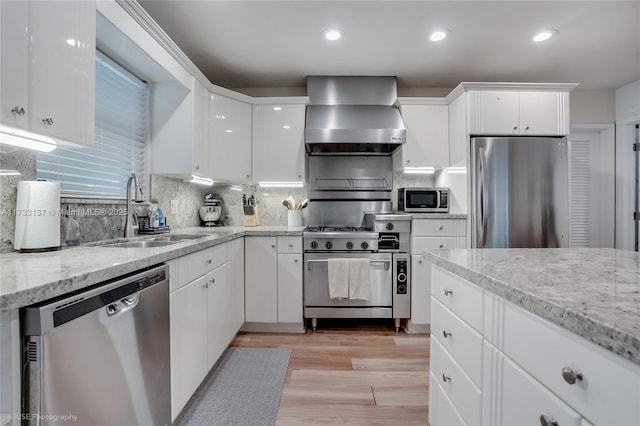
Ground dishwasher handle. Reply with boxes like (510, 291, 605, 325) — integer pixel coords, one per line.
(106, 294, 140, 317)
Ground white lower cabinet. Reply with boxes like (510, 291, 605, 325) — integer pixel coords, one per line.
(230, 238, 245, 333)
(429, 264, 640, 426)
(169, 241, 243, 421)
(409, 218, 466, 332)
(170, 274, 208, 419)
(244, 236, 303, 329)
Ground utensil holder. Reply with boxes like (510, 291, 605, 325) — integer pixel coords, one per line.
(287, 210, 302, 227)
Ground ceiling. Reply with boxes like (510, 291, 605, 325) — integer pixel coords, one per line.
(138, 1, 640, 94)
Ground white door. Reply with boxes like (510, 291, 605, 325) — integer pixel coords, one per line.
(569, 128, 615, 247)
(244, 237, 278, 322)
(277, 253, 303, 323)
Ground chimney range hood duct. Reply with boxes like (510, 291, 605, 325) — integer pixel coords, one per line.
(305, 76, 406, 155)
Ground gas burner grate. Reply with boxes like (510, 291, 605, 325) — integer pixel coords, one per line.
(305, 226, 372, 233)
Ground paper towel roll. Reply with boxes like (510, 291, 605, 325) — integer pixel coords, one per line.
(14, 181, 61, 252)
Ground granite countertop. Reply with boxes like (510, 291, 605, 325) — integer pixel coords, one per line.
(408, 213, 468, 219)
(0, 226, 304, 312)
(423, 248, 640, 365)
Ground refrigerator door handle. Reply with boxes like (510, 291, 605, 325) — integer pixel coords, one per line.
(478, 147, 488, 247)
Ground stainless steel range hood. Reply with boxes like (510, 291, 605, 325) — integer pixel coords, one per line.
(305, 76, 406, 155)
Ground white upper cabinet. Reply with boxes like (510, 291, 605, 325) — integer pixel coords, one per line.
(252, 101, 306, 183)
(191, 78, 210, 177)
(469, 90, 570, 136)
(210, 94, 252, 183)
(1, 0, 96, 146)
(397, 100, 449, 168)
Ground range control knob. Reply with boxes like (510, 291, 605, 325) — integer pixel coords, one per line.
(346, 242, 354, 250)
(325, 241, 333, 250)
(397, 284, 407, 294)
(386, 222, 394, 231)
(398, 272, 407, 283)
(310, 241, 318, 249)
(361, 242, 369, 250)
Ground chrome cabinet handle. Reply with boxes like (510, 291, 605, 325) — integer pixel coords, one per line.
(539, 414, 559, 426)
(211, 278, 215, 284)
(42, 117, 54, 125)
(11, 106, 25, 116)
(206, 259, 212, 264)
(561, 367, 583, 385)
(442, 373, 451, 383)
(289, 243, 293, 247)
(194, 165, 200, 170)
(439, 226, 443, 230)
(443, 330, 452, 338)
(294, 259, 298, 263)
(246, 174, 250, 178)
(444, 288, 453, 296)
(439, 244, 444, 248)
(418, 259, 423, 264)
(203, 282, 209, 289)
(272, 245, 276, 248)
(513, 126, 518, 132)
(525, 125, 530, 131)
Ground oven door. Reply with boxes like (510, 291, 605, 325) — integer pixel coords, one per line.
(304, 252, 393, 318)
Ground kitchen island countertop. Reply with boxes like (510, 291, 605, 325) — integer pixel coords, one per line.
(423, 248, 640, 365)
(0, 226, 304, 312)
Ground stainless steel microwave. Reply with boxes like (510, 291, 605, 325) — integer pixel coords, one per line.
(397, 187, 449, 213)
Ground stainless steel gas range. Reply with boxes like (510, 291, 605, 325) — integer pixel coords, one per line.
(302, 155, 412, 332)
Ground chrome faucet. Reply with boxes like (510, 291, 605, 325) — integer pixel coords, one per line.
(124, 173, 144, 238)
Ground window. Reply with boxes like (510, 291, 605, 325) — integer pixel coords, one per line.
(37, 51, 148, 199)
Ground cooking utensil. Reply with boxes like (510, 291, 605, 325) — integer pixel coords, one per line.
(298, 199, 309, 210)
(282, 200, 291, 209)
(286, 195, 295, 210)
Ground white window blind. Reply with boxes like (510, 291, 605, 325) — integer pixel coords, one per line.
(37, 51, 148, 199)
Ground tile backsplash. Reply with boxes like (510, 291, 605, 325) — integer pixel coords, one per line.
(0, 146, 436, 250)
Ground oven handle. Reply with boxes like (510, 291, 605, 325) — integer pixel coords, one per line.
(305, 258, 391, 271)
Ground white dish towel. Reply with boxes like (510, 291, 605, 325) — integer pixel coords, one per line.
(328, 258, 350, 299)
(349, 258, 370, 300)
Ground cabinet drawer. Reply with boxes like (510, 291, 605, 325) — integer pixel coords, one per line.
(501, 354, 582, 426)
(431, 297, 483, 386)
(432, 339, 481, 425)
(412, 236, 456, 253)
(429, 372, 466, 426)
(200, 243, 230, 272)
(413, 219, 456, 236)
(432, 266, 483, 333)
(277, 236, 302, 253)
(503, 301, 640, 426)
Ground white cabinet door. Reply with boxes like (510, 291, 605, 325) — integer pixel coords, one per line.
(0, 1, 29, 130)
(210, 94, 252, 182)
(207, 263, 230, 368)
(501, 355, 583, 426)
(277, 253, 303, 323)
(192, 78, 210, 177)
(170, 275, 209, 418)
(472, 91, 520, 135)
(252, 103, 306, 182)
(29, 0, 95, 145)
(1, 0, 95, 146)
(399, 104, 449, 168)
(230, 238, 245, 333)
(519, 91, 567, 135)
(244, 237, 278, 322)
(410, 253, 430, 325)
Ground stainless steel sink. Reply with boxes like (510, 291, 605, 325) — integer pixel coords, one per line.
(89, 233, 211, 248)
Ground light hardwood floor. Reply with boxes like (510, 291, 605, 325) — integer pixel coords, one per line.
(230, 320, 430, 425)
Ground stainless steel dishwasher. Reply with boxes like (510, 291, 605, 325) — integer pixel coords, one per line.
(21, 264, 170, 426)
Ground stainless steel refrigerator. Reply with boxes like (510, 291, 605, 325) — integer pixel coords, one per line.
(470, 136, 569, 248)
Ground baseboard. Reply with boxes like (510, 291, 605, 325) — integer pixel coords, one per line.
(405, 321, 430, 334)
(240, 322, 306, 333)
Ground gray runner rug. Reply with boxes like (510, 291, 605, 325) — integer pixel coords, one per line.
(175, 347, 291, 426)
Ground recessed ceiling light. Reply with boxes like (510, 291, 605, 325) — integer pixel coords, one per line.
(273, 106, 282, 111)
(282, 125, 291, 129)
(429, 29, 450, 42)
(533, 29, 557, 42)
(323, 29, 342, 41)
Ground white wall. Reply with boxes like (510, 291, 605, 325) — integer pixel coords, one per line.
(570, 90, 616, 123)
